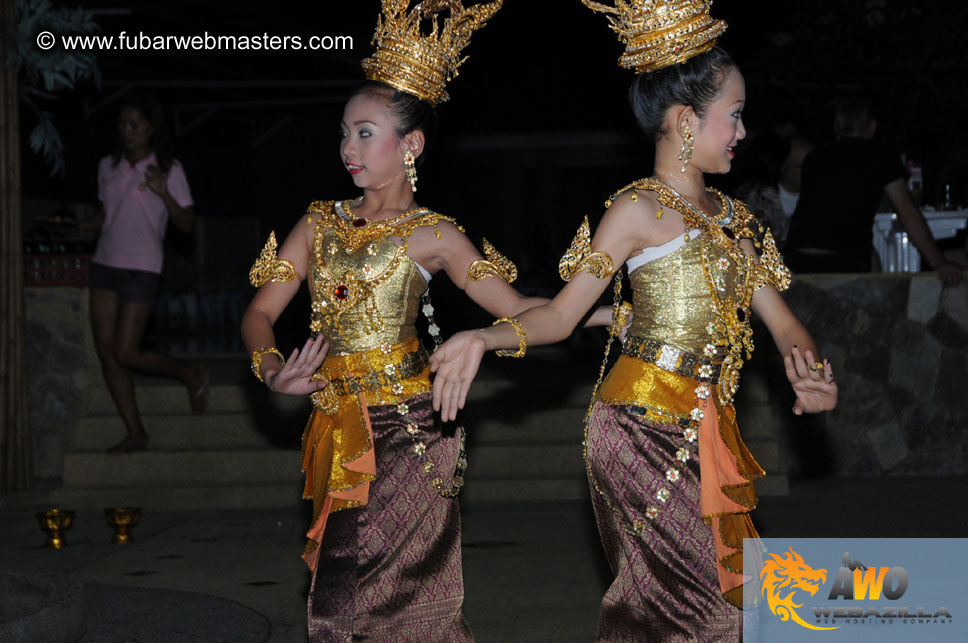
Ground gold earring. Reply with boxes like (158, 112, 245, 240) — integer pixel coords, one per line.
(678, 125, 694, 173)
(404, 150, 418, 192)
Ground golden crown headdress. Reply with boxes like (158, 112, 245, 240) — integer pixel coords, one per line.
(361, 0, 503, 106)
(583, 0, 727, 73)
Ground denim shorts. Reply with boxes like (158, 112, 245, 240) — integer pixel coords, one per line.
(89, 262, 161, 305)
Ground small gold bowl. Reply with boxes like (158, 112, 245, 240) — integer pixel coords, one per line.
(36, 509, 75, 549)
(104, 507, 141, 544)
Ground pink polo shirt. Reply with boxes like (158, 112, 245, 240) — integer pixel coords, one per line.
(93, 153, 193, 274)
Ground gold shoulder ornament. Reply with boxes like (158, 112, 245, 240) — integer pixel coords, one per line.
(467, 238, 518, 284)
(249, 231, 296, 287)
(753, 226, 792, 292)
(559, 216, 615, 281)
(726, 197, 792, 292)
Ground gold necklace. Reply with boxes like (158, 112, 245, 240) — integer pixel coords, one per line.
(337, 199, 429, 229)
(651, 178, 733, 227)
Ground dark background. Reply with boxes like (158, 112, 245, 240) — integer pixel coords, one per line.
(17, 0, 968, 348)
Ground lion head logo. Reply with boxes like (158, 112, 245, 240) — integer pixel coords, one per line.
(761, 547, 838, 631)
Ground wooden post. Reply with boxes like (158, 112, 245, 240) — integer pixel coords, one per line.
(0, 0, 32, 493)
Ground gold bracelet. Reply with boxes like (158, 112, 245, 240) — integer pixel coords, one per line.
(492, 317, 527, 358)
(251, 347, 285, 383)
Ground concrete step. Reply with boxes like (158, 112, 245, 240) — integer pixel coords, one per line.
(62, 450, 302, 488)
(467, 444, 584, 480)
(71, 413, 306, 451)
(467, 409, 587, 446)
(460, 478, 591, 504)
(82, 383, 310, 416)
(743, 439, 782, 473)
(459, 474, 789, 504)
(48, 482, 305, 512)
(756, 475, 789, 496)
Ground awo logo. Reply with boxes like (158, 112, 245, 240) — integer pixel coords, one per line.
(760, 547, 954, 632)
(761, 547, 835, 631)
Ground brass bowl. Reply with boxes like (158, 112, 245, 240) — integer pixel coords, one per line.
(36, 509, 75, 549)
(104, 507, 141, 544)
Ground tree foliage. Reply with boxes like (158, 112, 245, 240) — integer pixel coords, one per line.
(1, 0, 100, 177)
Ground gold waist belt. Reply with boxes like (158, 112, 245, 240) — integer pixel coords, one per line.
(311, 337, 431, 413)
(622, 334, 720, 385)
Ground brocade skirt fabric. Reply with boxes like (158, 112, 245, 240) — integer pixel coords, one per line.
(585, 401, 745, 642)
(307, 393, 472, 642)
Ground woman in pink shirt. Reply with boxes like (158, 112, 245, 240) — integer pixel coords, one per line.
(84, 93, 208, 453)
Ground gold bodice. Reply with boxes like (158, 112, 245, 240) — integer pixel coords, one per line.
(628, 235, 737, 365)
(601, 178, 791, 405)
(306, 200, 457, 355)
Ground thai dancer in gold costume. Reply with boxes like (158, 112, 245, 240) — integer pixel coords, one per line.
(430, 2, 838, 640)
(242, 2, 612, 639)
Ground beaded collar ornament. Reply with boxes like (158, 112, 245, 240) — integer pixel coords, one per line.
(361, 0, 503, 105)
(582, 0, 727, 73)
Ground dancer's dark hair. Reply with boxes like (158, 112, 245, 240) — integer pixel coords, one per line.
(628, 47, 736, 141)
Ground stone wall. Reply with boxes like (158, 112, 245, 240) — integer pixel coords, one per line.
(776, 273, 968, 476)
(25, 287, 97, 479)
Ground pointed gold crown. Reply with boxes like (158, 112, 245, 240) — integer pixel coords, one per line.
(583, 0, 727, 73)
(361, 0, 503, 106)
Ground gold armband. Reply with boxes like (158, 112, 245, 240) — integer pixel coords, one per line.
(467, 238, 518, 284)
(558, 216, 614, 281)
(251, 347, 285, 383)
(753, 228, 791, 292)
(249, 231, 296, 287)
(492, 317, 527, 358)
(610, 301, 634, 337)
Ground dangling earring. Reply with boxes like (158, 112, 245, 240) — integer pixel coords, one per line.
(404, 150, 418, 192)
(678, 125, 694, 173)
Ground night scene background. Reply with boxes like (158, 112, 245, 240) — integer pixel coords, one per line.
(14, 0, 968, 349)
(4, 3, 968, 639)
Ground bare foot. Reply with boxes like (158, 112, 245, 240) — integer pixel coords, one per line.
(106, 434, 150, 454)
(188, 364, 209, 415)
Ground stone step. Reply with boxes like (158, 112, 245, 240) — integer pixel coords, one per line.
(467, 444, 584, 479)
(460, 478, 591, 504)
(81, 382, 309, 416)
(743, 439, 782, 473)
(71, 406, 589, 452)
(71, 413, 306, 451)
(80, 373, 591, 417)
(47, 470, 789, 513)
(62, 450, 303, 488)
(48, 482, 304, 512)
(465, 409, 587, 446)
(459, 475, 789, 503)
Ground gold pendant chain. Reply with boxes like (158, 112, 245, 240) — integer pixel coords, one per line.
(336, 199, 430, 227)
(650, 178, 734, 228)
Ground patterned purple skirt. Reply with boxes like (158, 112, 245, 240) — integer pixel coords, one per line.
(586, 401, 744, 642)
(307, 393, 472, 642)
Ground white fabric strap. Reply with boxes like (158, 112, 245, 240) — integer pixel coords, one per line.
(626, 229, 703, 273)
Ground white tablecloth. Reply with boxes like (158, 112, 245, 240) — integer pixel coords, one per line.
(872, 209, 967, 272)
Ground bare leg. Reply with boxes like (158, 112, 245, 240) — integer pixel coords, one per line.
(90, 288, 149, 450)
(113, 300, 208, 411)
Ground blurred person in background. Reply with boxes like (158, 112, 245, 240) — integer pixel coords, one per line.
(80, 92, 208, 454)
(786, 96, 962, 284)
(738, 131, 811, 250)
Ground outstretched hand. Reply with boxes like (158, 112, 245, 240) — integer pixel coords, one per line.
(430, 330, 488, 422)
(784, 346, 837, 415)
(265, 336, 330, 396)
